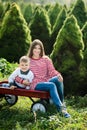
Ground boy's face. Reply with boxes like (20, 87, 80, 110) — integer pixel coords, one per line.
(19, 62, 29, 72)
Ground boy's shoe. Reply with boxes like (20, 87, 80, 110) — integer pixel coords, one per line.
(2, 83, 10, 88)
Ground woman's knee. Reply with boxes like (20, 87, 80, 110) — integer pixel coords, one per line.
(49, 82, 57, 91)
(49, 76, 63, 84)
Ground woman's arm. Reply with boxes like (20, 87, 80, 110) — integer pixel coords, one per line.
(45, 56, 63, 81)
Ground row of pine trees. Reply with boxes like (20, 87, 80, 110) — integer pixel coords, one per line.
(0, 0, 87, 95)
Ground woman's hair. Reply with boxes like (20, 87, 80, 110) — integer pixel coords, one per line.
(27, 39, 45, 58)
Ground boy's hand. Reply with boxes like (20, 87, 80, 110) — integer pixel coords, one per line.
(22, 80, 30, 86)
(10, 85, 17, 90)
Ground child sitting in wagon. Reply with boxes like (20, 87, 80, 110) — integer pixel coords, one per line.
(8, 56, 34, 90)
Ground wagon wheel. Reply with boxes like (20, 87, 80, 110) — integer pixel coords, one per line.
(0, 94, 5, 101)
(5, 94, 18, 105)
(31, 101, 47, 113)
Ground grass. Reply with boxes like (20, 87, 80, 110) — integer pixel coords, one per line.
(0, 95, 87, 130)
(0, 61, 87, 129)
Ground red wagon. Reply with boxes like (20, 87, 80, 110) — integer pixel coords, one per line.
(0, 81, 50, 112)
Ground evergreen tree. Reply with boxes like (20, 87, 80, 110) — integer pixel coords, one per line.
(78, 22, 87, 95)
(70, 0, 87, 28)
(51, 15, 84, 69)
(48, 3, 61, 29)
(0, 2, 4, 29)
(44, 4, 51, 12)
(81, 22, 87, 78)
(81, 22, 87, 50)
(50, 15, 84, 95)
(1, 2, 11, 20)
(0, 2, 4, 20)
(30, 6, 51, 55)
(81, 22, 87, 74)
(50, 7, 67, 53)
(24, 3, 34, 24)
(0, 3, 31, 62)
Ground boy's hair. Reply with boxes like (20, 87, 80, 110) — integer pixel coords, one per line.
(19, 56, 29, 63)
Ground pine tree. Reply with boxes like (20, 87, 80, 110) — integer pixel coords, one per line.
(50, 7, 67, 53)
(50, 15, 84, 95)
(0, 2, 4, 20)
(78, 22, 87, 96)
(24, 3, 34, 24)
(48, 3, 61, 28)
(70, 0, 87, 28)
(81, 22, 87, 70)
(82, 22, 87, 49)
(30, 6, 51, 55)
(0, 3, 31, 62)
(51, 15, 84, 71)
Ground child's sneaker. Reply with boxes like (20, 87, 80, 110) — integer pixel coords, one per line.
(2, 83, 10, 88)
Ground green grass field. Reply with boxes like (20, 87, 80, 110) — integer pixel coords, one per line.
(0, 95, 87, 130)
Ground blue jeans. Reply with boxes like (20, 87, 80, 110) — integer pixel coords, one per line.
(35, 76, 64, 111)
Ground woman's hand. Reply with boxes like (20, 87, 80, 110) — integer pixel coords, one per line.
(57, 74, 63, 82)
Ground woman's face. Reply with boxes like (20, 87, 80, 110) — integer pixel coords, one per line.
(33, 45, 41, 58)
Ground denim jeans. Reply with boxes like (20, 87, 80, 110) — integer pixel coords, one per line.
(49, 76, 64, 103)
(35, 76, 64, 111)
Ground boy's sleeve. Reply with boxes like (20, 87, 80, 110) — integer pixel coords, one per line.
(8, 68, 19, 85)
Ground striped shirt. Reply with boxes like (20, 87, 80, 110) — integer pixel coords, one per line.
(30, 57, 60, 90)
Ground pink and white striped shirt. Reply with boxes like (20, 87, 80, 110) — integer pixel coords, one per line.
(30, 57, 60, 90)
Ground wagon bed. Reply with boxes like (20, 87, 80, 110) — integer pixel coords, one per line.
(0, 87, 50, 99)
(0, 81, 50, 112)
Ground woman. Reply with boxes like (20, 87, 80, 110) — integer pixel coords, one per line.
(27, 39, 71, 118)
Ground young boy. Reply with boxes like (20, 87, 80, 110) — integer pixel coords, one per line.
(8, 56, 34, 90)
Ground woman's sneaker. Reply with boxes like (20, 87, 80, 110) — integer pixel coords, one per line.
(61, 106, 71, 118)
(61, 109, 71, 118)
